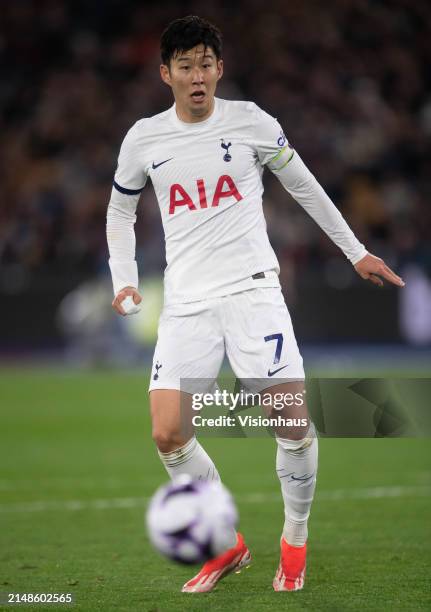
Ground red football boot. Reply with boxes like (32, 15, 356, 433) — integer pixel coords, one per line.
(182, 532, 251, 593)
(273, 537, 306, 591)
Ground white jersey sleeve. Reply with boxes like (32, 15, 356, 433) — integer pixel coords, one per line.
(106, 124, 148, 295)
(253, 105, 367, 265)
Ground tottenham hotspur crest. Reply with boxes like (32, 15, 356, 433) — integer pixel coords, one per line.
(221, 139, 232, 162)
(153, 362, 162, 381)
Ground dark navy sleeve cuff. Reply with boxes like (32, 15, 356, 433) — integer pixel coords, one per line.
(113, 180, 144, 195)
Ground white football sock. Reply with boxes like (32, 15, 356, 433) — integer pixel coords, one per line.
(158, 437, 237, 550)
(276, 423, 318, 547)
(158, 436, 220, 481)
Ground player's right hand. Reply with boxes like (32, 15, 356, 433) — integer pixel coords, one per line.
(112, 286, 142, 316)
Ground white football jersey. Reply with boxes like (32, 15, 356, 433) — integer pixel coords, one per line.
(107, 98, 366, 304)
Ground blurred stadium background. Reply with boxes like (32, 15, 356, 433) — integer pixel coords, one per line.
(1, 3, 430, 609)
(0, 0, 430, 371)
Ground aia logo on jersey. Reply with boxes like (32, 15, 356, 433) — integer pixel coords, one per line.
(169, 175, 243, 215)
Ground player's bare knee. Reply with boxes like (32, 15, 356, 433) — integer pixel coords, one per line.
(152, 427, 187, 453)
(151, 427, 172, 451)
(276, 423, 317, 452)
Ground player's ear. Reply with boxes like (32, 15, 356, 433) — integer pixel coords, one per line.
(216, 59, 224, 81)
(160, 64, 171, 86)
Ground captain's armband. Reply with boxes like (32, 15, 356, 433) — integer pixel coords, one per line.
(267, 146, 295, 172)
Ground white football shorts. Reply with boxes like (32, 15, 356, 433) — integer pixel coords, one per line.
(149, 287, 304, 394)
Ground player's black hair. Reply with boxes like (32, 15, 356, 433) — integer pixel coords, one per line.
(160, 15, 222, 65)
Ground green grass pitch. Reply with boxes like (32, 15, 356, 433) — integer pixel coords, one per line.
(0, 369, 430, 611)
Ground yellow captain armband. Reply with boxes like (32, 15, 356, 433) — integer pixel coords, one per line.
(267, 146, 295, 172)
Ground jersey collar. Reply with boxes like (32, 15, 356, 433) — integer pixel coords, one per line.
(170, 97, 220, 131)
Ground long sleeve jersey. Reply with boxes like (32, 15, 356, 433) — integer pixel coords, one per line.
(107, 98, 366, 304)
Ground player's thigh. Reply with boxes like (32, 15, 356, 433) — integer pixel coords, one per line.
(224, 287, 305, 389)
(260, 381, 310, 440)
(150, 389, 195, 450)
(149, 300, 224, 393)
(149, 300, 224, 449)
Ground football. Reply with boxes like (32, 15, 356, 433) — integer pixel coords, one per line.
(146, 475, 238, 564)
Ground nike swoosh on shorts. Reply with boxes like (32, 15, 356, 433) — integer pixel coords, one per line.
(267, 365, 288, 377)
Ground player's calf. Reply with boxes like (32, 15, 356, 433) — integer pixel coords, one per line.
(273, 422, 317, 591)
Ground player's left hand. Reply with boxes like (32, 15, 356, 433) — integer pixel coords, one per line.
(354, 253, 405, 287)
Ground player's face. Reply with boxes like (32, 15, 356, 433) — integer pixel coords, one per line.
(160, 44, 223, 123)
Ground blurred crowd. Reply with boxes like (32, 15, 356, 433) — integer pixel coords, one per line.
(0, 0, 430, 291)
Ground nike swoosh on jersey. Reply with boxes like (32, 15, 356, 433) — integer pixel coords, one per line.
(152, 158, 173, 169)
(267, 365, 288, 377)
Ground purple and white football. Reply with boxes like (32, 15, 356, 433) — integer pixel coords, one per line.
(146, 475, 238, 564)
